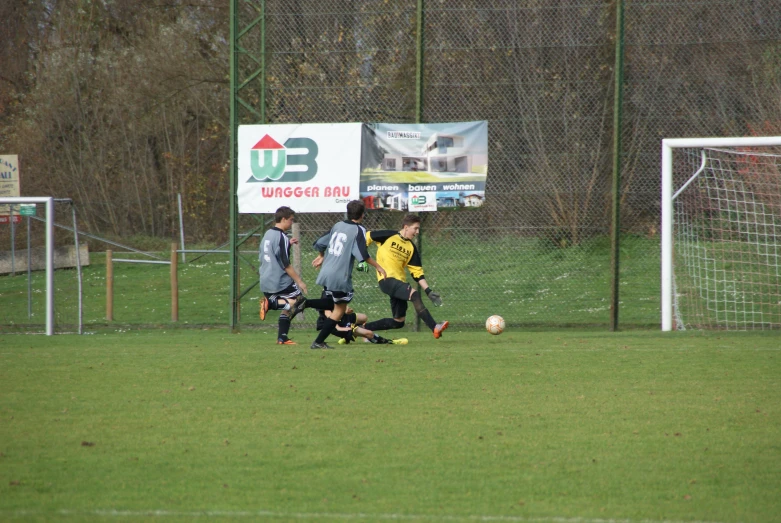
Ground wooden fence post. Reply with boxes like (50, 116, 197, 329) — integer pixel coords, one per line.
(171, 243, 178, 322)
(106, 250, 113, 321)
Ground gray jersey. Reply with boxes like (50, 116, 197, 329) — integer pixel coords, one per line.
(315, 220, 370, 292)
(259, 227, 294, 293)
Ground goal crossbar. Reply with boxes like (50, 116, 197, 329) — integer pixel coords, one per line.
(0, 197, 55, 335)
(661, 137, 781, 331)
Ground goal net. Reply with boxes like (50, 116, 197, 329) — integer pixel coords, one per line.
(661, 138, 781, 331)
(0, 197, 84, 335)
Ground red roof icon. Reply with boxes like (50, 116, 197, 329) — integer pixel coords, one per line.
(251, 135, 284, 150)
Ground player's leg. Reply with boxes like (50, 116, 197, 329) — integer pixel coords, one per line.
(290, 294, 334, 320)
(409, 290, 448, 338)
(272, 286, 304, 344)
(276, 298, 298, 345)
(408, 288, 437, 331)
(259, 286, 300, 321)
(364, 279, 409, 331)
(311, 291, 351, 349)
(333, 311, 359, 345)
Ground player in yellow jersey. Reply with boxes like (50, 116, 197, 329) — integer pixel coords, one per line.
(364, 213, 449, 339)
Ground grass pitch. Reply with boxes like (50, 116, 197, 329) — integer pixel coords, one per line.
(1, 329, 780, 522)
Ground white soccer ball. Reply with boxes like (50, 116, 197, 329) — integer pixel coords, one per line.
(485, 315, 505, 335)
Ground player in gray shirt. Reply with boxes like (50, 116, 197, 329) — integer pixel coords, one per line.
(310, 200, 386, 349)
(258, 206, 311, 345)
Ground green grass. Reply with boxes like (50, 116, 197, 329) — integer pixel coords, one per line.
(1, 329, 780, 522)
(0, 235, 663, 332)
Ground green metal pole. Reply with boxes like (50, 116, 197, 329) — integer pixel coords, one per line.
(415, 0, 424, 124)
(260, 0, 266, 124)
(609, 0, 625, 332)
(229, 0, 239, 330)
(415, 0, 424, 332)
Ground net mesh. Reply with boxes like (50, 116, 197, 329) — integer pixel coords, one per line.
(0, 201, 84, 334)
(673, 148, 781, 330)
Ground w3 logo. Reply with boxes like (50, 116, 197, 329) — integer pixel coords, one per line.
(249, 135, 318, 183)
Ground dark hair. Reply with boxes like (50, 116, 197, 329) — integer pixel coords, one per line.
(274, 206, 295, 223)
(346, 200, 365, 221)
(401, 213, 421, 228)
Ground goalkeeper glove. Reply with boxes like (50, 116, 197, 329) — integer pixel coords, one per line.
(425, 288, 442, 306)
(357, 261, 370, 272)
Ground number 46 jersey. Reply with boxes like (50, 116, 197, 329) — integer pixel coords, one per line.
(315, 220, 371, 293)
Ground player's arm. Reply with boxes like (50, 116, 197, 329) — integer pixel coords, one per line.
(408, 245, 442, 306)
(311, 230, 330, 269)
(279, 235, 308, 294)
(356, 228, 386, 279)
(365, 230, 396, 246)
(283, 265, 307, 295)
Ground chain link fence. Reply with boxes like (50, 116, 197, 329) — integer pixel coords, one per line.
(2, 0, 779, 332)
(230, 0, 781, 330)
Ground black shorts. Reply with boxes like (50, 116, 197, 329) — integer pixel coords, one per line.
(379, 278, 414, 319)
(323, 288, 354, 304)
(264, 283, 302, 302)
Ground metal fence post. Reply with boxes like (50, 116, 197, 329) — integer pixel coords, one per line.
(106, 250, 114, 321)
(171, 243, 179, 322)
(609, 0, 626, 332)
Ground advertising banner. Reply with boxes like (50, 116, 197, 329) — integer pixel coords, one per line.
(0, 155, 21, 224)
(238, 123, 362, 214)
(360, 121, 488, 212)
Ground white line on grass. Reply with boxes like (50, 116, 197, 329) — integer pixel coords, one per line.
(3, 509, 729, 523)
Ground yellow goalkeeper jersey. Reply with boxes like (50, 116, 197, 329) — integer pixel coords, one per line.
(366, 230, 425, 283)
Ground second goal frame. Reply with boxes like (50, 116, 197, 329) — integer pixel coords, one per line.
(0, 196, 55, 335)
(660, 136, 781, 331)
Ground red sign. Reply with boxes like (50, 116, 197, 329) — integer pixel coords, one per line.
(0, 216, 23, 224)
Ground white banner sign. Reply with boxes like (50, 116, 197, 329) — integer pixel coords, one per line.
(237, 123, 362, 214)
(0, 155, 20, 220)
(408, 191, 438, 212)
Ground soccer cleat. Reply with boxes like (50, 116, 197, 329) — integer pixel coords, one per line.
(433, 321, 449, 339)
(259, 297, 269, 321)
(288, 295, 307, 321)
(310, 342, 331, 350)
(391, 338, 409, 345)
(277, 338, 296, 345)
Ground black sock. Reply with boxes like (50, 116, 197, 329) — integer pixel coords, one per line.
(332, 328, 353, 340)
(315, 318, 338, 344)
(278, 316, 291, 340)
(419, 309, 437, 331)
(304, 298, 334, 311)
(364, 317, 403, 331)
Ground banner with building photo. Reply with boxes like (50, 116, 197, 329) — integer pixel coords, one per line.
(237, 123, 363, 214)
(359, 121, 488, 212)
(0, 155, 21, 224)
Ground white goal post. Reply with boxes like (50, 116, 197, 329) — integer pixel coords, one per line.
(661, 137, 781, 331)
(0, 197, 55, 335)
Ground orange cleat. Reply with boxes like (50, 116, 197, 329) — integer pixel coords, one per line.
(277, 338, 297, 345)
(260, 297, 269, 321)
(433, 321, 449, 339)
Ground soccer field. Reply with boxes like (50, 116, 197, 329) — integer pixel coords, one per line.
(1, 329, 780, 522)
